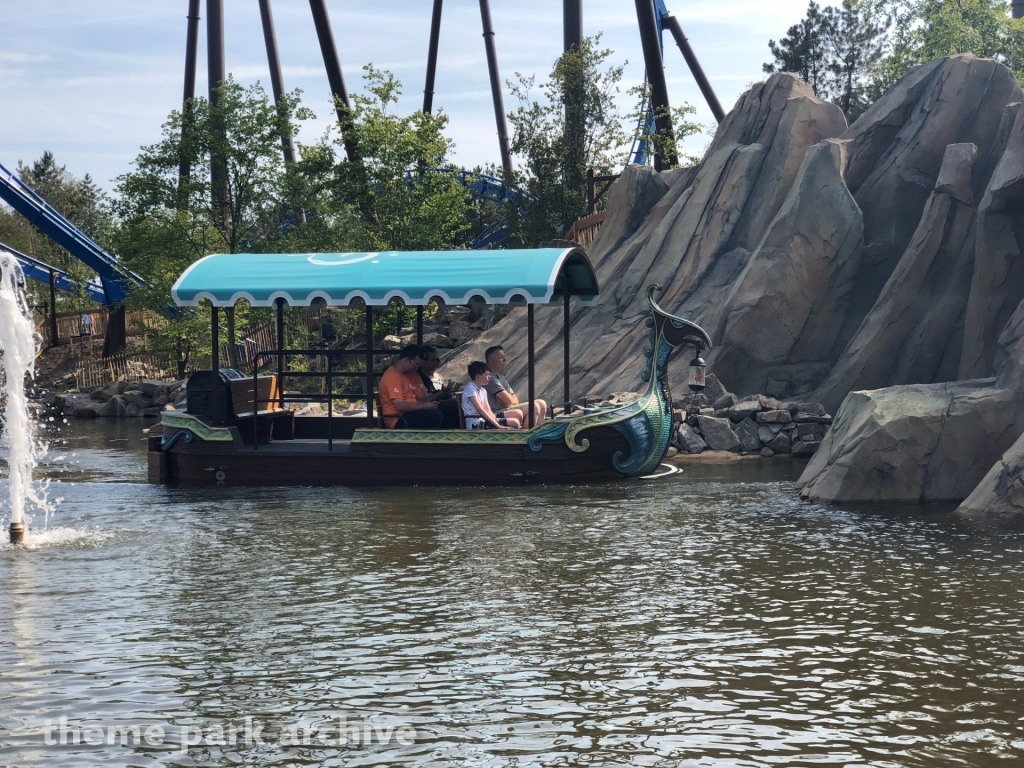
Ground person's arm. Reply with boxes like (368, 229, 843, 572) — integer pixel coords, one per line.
(392, 397, 437, 412)
(472, 394, 508, 429)
(495, 390, 519, 408)
(486, 378, 519, 408)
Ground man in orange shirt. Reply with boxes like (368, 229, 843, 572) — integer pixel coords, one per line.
(379, 345, 444, 429)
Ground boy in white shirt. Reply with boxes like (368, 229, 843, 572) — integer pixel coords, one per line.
(462, 361, 522, 430)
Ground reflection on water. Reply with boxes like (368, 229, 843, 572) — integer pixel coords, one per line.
(1, 420, 1023, 766)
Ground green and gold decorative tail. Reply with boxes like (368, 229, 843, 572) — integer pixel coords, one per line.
(561, 285, 712, 476)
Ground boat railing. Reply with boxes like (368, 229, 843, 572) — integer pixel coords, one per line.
(250, 347, 393, 452)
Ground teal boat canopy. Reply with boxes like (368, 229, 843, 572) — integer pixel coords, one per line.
(171, 247, 600, 308)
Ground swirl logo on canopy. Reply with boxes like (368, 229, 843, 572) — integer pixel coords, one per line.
(306, 252, 398, 266)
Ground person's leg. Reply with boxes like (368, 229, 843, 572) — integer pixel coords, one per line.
(396, 408, 444, 429)
(438, 399, 460, 429)
(533, 399, 548, 425)
(504, 413, 522, 429)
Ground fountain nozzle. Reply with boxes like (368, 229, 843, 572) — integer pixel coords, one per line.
(9, 522, 25, 545)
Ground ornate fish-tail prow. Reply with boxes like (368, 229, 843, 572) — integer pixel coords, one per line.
(563, 284, 713, 476)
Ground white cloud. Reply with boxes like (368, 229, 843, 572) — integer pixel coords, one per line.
(0, 51, 49, 62)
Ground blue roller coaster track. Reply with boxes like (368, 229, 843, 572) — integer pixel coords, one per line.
(0, 241, 108, 304)
(0, 161, 144, 306)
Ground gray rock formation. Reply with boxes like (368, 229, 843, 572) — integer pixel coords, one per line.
(797, 379, 1020, 502)
(442, 55, 1024, 412)
(812, 142, 979, 412)
(956, 429, 1024, 525)
(696, 415, 740, 452)
(677, 423, 707, 454)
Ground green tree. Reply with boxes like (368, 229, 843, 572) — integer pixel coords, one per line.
(823, 1, 889, 120)
(914, 0, 1024, 77)
(503, 36, 630, 245)
(764, 0, 889, 122)
(112, 78, 312, 372)
(316, 65, 470, 252)
(764, 2, 833, 95)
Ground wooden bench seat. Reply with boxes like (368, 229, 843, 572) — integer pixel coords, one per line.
(230, 376, 296, 443)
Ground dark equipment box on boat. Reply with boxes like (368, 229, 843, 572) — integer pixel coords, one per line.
(185, 368, 246, 426)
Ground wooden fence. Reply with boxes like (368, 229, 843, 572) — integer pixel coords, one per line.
(221, 307, 328, 372)
(35, 308, 166, 348)
(569, 211, 607, 247)
(74, 352, 177, 390)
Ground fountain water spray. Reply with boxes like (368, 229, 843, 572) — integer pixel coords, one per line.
(0, 251, 46, 545)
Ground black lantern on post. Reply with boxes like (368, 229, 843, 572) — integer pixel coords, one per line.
(687, 347, 707, 392)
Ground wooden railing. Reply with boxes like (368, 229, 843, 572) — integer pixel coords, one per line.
(569, 211, 607, 247)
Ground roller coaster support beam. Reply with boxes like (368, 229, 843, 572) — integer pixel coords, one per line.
(179, 0, 201, 182)
(662, 13, 724, 123)
(423, 0, 443, 114)
(563, 0, 582, 52)
(259, 0, 297, 164)
(634, 0, 677, 170)
(207, 0, 229, 224)
(309, 0, 358, 162)
(478, 0, 512, 175)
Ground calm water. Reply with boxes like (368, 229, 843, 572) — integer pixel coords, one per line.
(1, 420, 1023, 767)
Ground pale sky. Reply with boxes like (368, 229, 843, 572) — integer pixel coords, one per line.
(0, 0, 812, 192)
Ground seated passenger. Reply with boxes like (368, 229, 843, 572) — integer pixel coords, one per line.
(485, 345, 547, 427)
(462, 361, 522, 430)
(379, 345, 444, 429)
(418, 344, 459, 430)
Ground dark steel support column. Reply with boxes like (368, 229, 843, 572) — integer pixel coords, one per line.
(563, 0, 582, 52)
(309, 0, 358, 162)
(423, 0, 443, 114)
(211, 305, 220, 425)
(563, 291, 570, 409)
(48, 269, 59, 347)
(207, 0, 229, 220)
(478, 0, 512, 175)
(179, 0, 201, 182)
(527, 303, 535, 429)
(276, 298, 285, 408)
(634, 0, 677, 170)
(416, 306, 424, 346)
(259, 0, 298, 163)
(662, 13, 724, 123)
(102, 307, 126, 358)
(365, 304, 374, 427)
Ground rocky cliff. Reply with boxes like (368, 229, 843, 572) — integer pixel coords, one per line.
(441, 54, 1024, 520)
(446, 55, 1024, 413)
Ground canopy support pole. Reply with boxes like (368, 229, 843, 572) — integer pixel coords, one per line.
(528, 303, 535, 429)
(423, 0, 443, 114)
(276, 298, 285, 408)
(416, 306, 424, 346)
(211, 305, 220, 426)
(365, 305, 374, 427)
(563, 291, 570, 410)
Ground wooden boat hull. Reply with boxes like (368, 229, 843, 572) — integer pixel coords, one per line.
(148, 418, 631, 486)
